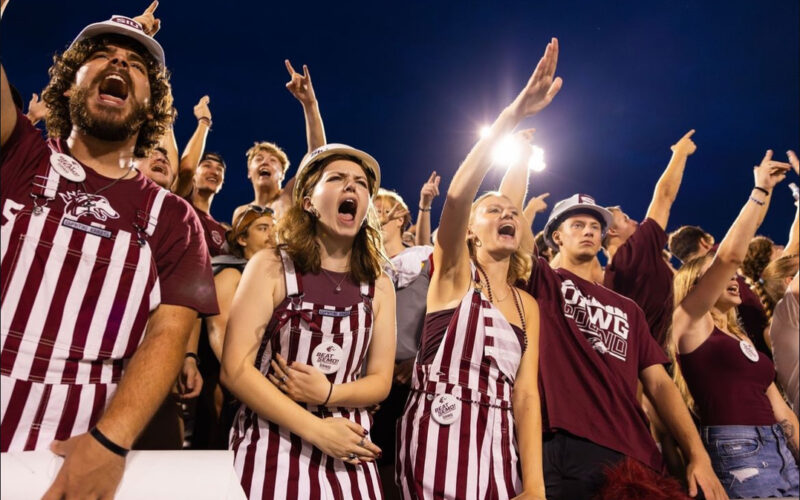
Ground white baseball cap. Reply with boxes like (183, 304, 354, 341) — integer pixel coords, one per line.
(70, 15, 165, 66)
(543, 193, 614, 250)
(293, 143, 381, 201)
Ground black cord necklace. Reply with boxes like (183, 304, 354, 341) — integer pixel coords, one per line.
(475, 262, 526, 331)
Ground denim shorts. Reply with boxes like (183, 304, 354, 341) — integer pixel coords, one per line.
(702, 424, 799, 499)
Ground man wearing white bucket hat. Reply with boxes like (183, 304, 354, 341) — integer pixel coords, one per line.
(520, 193, 725, 499)
(0, 2, 218, 498)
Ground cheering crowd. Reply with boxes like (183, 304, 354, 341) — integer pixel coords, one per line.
(1, 2, 799, 500)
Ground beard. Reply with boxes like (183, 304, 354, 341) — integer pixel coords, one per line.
(68, 84, 149, 142)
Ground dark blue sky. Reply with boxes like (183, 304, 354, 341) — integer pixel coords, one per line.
(3, 1, 798, 244)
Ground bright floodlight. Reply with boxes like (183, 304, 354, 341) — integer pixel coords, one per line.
(492, 135, 522, 166)
(479, 126, 491, 138)
(529, 146, 546, 172)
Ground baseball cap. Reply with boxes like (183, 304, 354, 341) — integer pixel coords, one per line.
(543, 193, 614, 250)
(70, 15, 165, 66)
(293, 143, 381, 201)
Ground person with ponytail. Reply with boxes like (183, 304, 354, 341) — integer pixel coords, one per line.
(222, 143, 396, 498)
(669, 150, 798, 498)
(397, 38, 559, 500)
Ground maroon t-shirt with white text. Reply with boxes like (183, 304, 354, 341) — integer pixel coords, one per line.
(0, 109, 218, 316)
(523, 258, 668, 472)
(603, 218, 673, 349)
(184, 188, 230, 257)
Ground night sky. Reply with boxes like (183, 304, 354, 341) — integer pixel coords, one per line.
(3, 1, 798, 246)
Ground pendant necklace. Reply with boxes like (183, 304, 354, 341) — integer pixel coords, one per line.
(321, 268, 349, 293)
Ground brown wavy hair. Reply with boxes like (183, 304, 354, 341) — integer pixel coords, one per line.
(741, 236, 775, 283)
(467, 191, 532, 284)
(276, 156, 388, 283)
(748, 255, 799, 321)
(667, 254, 748, 415)
(42, 34, 173, 158)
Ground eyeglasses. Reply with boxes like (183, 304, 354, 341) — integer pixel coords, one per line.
(234, 205, 275, 235)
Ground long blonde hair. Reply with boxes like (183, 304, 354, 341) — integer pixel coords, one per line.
(466, 192, 532, 284)
(275, 156, 388, 283)
(667, 255, 748, 415)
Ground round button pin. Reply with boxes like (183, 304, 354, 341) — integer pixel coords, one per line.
(311, 341, 344, 374)
(739, 340, 759, 363)
(50, 152, 86, 182)
(430, 394, 460, 426)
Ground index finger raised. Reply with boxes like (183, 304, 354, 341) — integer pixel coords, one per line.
(144, 0, 159, 15)
(683, 129, 696, 139)
(284, 59, 297, 76)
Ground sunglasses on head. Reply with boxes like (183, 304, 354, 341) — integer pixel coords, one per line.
(234, 205, 275, 234)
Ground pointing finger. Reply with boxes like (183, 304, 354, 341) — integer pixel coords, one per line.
(284, 59, 296, 76)
(683, 129, 696, 139)
(144, 0, 159, 15)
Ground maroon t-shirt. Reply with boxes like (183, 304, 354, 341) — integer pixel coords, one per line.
(677, 328, 776, 426)
(523, 258, 668, 472)
(604, 218, 673, 349)
(184, 188, 229, 257)
(0, 110, 218, 316)
(735, 274, 771, 358)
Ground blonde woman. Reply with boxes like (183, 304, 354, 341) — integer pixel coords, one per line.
(396, 38, 561, 500)
(222, 144, 396, 499)
(670, 151, 798, 498)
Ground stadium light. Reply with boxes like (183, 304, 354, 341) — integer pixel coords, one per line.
(479, 126, 491, 139)
(529, 145, 546, 172)
(478, 126, 546, 172)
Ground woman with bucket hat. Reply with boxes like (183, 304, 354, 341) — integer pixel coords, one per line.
(222, 143, 396, 498)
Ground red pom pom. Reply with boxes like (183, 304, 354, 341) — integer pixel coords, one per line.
(595, 458, 690, 500)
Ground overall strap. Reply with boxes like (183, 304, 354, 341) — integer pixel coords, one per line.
(31, 139, 64, 200)
(279, 249, 304, 299)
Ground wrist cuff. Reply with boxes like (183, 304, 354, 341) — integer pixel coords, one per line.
(90, 426, 129, 457)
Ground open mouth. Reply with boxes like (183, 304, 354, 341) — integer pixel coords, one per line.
(498, 224, 516, 238)
(338, 198, 357, 222)
(150, 163, 167, 175)
(98, 74, 129, 105)
(258, 167, 272, 178)
(726, 284, 739, 294)
(206, 175, 220, 184)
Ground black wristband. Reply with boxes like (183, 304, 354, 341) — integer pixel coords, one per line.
(185, 352, 200, 365)
(90, 426, 129, 457)
(418, 205, 431, 212)
(753, 186, 770, 196)
(322, 381, 334, 406)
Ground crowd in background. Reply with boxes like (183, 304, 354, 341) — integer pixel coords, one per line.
(1, 2, 799, 500)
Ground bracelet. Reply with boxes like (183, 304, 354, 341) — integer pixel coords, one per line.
(418, 205, 431, 212)
(749, 196, 765, 206)
(197, 117, 212, 128)
(753, 186, 770, 196)
(90, 426, 129, 457)
(185, 352, 200, 365)
(322, 381, 334, 406)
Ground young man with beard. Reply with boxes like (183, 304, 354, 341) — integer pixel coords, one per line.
(518, 194, 726, 499)
(231, 60, 327, 223)
(0, 5, 218, 498)
(601, 129, 697, 349)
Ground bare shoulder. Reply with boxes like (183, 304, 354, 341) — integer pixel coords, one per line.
(516, 287, 539, 311)
(374, 272, 396, 300)
(247, 248, 284, 278)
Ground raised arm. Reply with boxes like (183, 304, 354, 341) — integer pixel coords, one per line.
(520, 192, 549, 256)
(175, 96, 212, 197)
(436, 38, 562, 279)
(221, 250, 378, 463)
(498, 133, 533, 209)
(285, 59, 326, 153)
(25, 92, 47, 126)
(1, 66, 17, 148)
(782, 150, 799, 257)
(676, 151, 790, 321)
(416, 171, 440, 246)
(645, 129, 697, 229)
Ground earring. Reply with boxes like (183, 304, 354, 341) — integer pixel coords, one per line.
(474, 238, 482, 248)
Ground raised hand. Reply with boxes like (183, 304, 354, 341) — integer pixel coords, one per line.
(193, 95, 212, 122)
(419, 171, 441, 209)
(509, 38, 563, 119)
(133, 0, 160, 36)
(25, 92, 46, 125)
(379, 202, 409, 227)
(525, 192, 550, 215)
(787, 150, 799, 176)
(754, 150, 791, 191)
(285, 59, 318, 106)
(671, 129, 697, 156)
(269, 353, 331, 405)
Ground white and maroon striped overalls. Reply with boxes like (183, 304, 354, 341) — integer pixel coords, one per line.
(1, 140, 167, 451)
(230, 251, 383, 499)
(396, 269, 525, 499)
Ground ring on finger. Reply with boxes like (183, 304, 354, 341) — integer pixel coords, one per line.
(279, 375, 287, 384)
(358, 438, 365, 447)
(348, 452, 357, 460)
